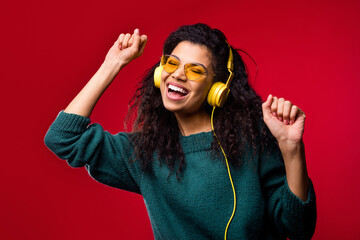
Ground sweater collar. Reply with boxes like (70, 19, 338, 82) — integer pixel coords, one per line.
(179, 131, 213, 153)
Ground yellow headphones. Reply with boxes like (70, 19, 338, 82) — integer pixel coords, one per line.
(153, 64, 162, 89)
(154, 43, 234, 108)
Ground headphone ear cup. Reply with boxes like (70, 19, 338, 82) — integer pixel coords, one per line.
(207, 82, 229, 107)
(154, 65, 163, 88)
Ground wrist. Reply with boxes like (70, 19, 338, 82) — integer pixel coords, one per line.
(101, 59, 125, 75)
(278, 139, 305, 160)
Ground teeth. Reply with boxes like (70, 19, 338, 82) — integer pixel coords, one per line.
(168, 84, 187, 94)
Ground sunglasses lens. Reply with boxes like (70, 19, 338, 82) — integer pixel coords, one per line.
(160, 55, 207, 80)
(162, 55, 179, 73)
(185, 63, 206, 80)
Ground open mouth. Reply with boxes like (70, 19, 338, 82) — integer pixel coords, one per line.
(167, 84, 189, 99)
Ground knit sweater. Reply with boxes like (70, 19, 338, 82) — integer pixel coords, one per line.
(44, 111, 316, 240)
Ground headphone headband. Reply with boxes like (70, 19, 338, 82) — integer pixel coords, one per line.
(207, 43, 234, 107)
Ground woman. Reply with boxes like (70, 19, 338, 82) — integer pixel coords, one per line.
(45, 23, 316, 239)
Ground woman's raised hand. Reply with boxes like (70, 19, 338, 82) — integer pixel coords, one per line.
(63, 29, 147, 117)
(105, 29, 147, 68)
(262, 94, 306, 145)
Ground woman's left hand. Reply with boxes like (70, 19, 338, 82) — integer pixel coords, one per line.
(263, 95, 310, 201)
(262, 94, 305, 144)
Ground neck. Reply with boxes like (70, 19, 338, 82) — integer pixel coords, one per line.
(175, 111, 212, 136)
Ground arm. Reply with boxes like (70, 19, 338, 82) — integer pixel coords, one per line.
(261, 95, 316, 239)
(262, 94, 309, 201)
(45, 111, 141, 193)
(44, 29, 147, 192)
(65, 29, 147, 117)
(278, 139, 309, 201)
(259, 141, 316, 240)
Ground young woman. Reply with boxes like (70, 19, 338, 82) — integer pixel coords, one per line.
(45, 23, 316, 239)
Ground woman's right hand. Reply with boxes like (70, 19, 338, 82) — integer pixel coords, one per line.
(63, 29, 147, 117)
(105, 29, 147, 69)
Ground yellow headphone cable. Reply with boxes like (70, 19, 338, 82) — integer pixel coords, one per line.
(211, 106, 237, 240)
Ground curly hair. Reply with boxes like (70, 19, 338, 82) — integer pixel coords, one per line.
(127, 23, 275, 178)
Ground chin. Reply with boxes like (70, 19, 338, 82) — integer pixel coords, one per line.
(164, 101, 206, 117)
(163, 101, 183, 113)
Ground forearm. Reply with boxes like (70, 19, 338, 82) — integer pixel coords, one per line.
(64, 61, 124, 117)
(278, 140, 310, 202)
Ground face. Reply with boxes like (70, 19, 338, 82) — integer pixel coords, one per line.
(160, 41, 215, 116)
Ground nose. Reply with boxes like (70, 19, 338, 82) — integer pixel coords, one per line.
(171, 65, 187, 81)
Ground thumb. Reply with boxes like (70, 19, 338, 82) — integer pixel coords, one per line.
(262, 94, 273, 117)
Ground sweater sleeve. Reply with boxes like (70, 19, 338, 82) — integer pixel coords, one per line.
(260, 142, 317, 240)
(44, 111, 142, 194)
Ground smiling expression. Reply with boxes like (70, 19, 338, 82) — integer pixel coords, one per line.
(160, 41, 215, 117)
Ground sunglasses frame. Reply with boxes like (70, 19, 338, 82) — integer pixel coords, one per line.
(160, 54, 216, 81)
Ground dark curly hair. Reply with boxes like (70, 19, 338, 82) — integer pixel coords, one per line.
(127, 23, 275, 178)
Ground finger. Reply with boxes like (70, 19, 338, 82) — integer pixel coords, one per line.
(289, 105, 298, 124)
(129, 30, 137, 46)
(118, 33, 125, 50)
(270, 96, 278, 117)
(277, 98, 285, 121)
(262, 94, 274, 121)
(122, 33, 131, 49)
(283, 100, 292, 125)
(129, 35, 134, 46)
(299, 108, 306, 118)
(262, 94, 273, 107)
(138, 35, 147, 55)
(262, 94, 273, 114)
(297, 107, 306, 120)
(131, 29, 141, 50)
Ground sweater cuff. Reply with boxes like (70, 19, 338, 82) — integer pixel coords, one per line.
(283, 178, 316, 223)
(50, 111, 91, 133)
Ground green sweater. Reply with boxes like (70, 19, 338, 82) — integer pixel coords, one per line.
(44, 111, 316, 239)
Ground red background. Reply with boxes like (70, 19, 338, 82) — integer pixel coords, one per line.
(2, 0, 360, 239)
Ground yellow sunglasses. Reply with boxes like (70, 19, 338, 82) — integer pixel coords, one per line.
(160, 55, 215, 81)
